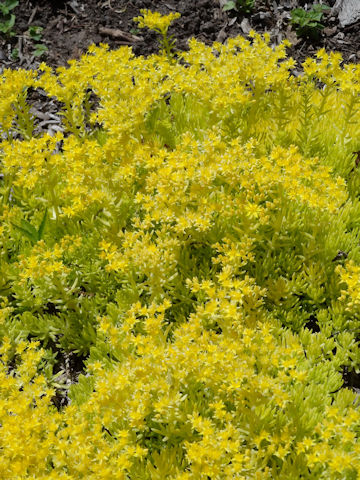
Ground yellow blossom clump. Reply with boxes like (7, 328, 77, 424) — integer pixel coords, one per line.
(134, 9, 181, 35)
(0, 68, 36, 134)
(336, 260, 360, 312)
(0, 341, 61, 478)
(1, 11, 360, 478)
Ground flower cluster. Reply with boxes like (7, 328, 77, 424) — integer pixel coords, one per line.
(134, 9, 181, 35)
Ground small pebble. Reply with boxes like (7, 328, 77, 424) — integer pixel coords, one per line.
(323, 26, 337, 36)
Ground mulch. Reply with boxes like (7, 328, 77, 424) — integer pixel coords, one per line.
(2, 0, 360, 72)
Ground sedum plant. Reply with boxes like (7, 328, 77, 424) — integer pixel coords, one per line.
(1, 9, 360, 478)
(134, 9, 180, 62)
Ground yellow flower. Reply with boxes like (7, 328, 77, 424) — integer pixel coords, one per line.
(134, 10, 181, 35)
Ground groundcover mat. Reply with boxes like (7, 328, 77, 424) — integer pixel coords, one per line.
(2, 7, 360, 480)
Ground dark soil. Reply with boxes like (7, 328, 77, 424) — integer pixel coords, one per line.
(1, 0, 360, 72)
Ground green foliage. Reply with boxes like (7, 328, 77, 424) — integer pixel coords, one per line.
(28, 26, 48, 57)
(11, 208, 48, 245)
(10, 46, 18, 59)
(223, 0, 255, 14)
(32, 43, 48, 57)
(0, 0, 17, 36)
(28, 25, 43, 41)
(291, 4, 330, 40)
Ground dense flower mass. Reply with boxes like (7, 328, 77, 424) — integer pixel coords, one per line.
(1, 10, 360, 478)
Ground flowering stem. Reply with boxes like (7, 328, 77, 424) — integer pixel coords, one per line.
(161, 32, 175, 63)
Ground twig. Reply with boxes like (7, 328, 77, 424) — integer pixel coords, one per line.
(69, 1, 82, 16)
(27, 6, 38, 26)
(98, 26, 143, 42)
(17, 36, 24, 63)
